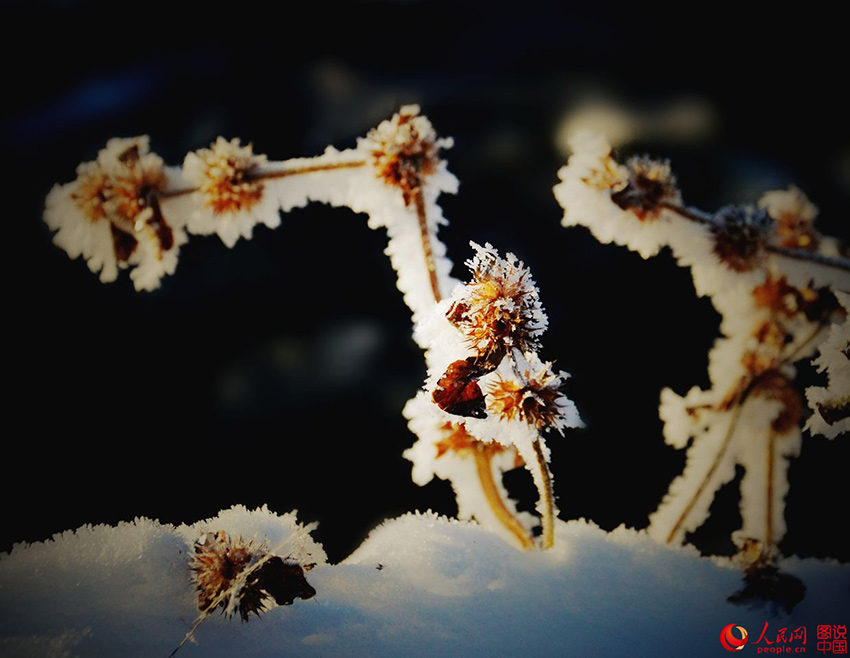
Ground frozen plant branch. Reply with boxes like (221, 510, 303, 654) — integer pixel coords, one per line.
(44, 106, 580, 552)
(554, 132, 849, 568)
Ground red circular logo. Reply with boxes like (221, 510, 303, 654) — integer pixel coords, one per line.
(720, 624, 749, 651)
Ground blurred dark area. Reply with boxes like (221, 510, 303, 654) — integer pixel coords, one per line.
(3, 2, 848, 565)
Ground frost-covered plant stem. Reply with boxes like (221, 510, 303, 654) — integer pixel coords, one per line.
(471, 444, 537, 550)
(412, 184, 443, 303)
(554, 131, 848, 568)
(531, 438, 556, 548)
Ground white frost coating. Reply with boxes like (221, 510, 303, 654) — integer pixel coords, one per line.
(44, 172, 121, 284)
(556, 132, 848, 556)
(2, 510, 847, 658)
(805, 291, 850, 438)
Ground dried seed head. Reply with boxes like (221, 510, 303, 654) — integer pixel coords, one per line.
(711, 205, 773, 272)
(362, 104, 452, 205)
(185, 137, 267, 215)
(191, 530, 266, 618)
(487, 354, 572, 434)
(98, 137, 168, 232)
(447, 242, 547, 364)
(189, 530, 315, 622)
(61, 137, 172, 263)
(611, 155, 681, 220)
(759, 186, 820, 250)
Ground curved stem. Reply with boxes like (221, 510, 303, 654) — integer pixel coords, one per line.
(472, 444, 535, 550)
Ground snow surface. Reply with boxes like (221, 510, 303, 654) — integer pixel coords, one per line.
(2, 506, 847, 658)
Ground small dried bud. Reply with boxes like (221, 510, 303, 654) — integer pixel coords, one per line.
(190, 530, 315, 622)
(184, 137, 267, 215)
(611, 155, 681, 220)
(711, 205, 773, 272)
(361, 104, 452, 205)
(759, 186, 820, 250)
(447, 242, 547, 365)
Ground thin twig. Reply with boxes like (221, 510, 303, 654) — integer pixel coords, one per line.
(412, 185, 443, 304)
(663, 203, 850, 274)
(160, 160, 369, 199)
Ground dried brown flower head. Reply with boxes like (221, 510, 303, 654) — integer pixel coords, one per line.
(447, 243, 546, 366)
(185, 137, 267, 215)
(611, 155, 681, 220)
(190, 530, 315, 622)
(711, 205, 773, 272)
(362, 104, 451, 205)
(487, 358, 568, 433)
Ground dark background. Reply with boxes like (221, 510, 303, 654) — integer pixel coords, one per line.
(3, 2, 848, 565)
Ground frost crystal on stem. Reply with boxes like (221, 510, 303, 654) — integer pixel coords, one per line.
(555, 132, 849, 568)
(805, 291, 850, 438)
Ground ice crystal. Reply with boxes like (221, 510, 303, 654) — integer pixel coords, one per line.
(554, 132, 849, 566)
